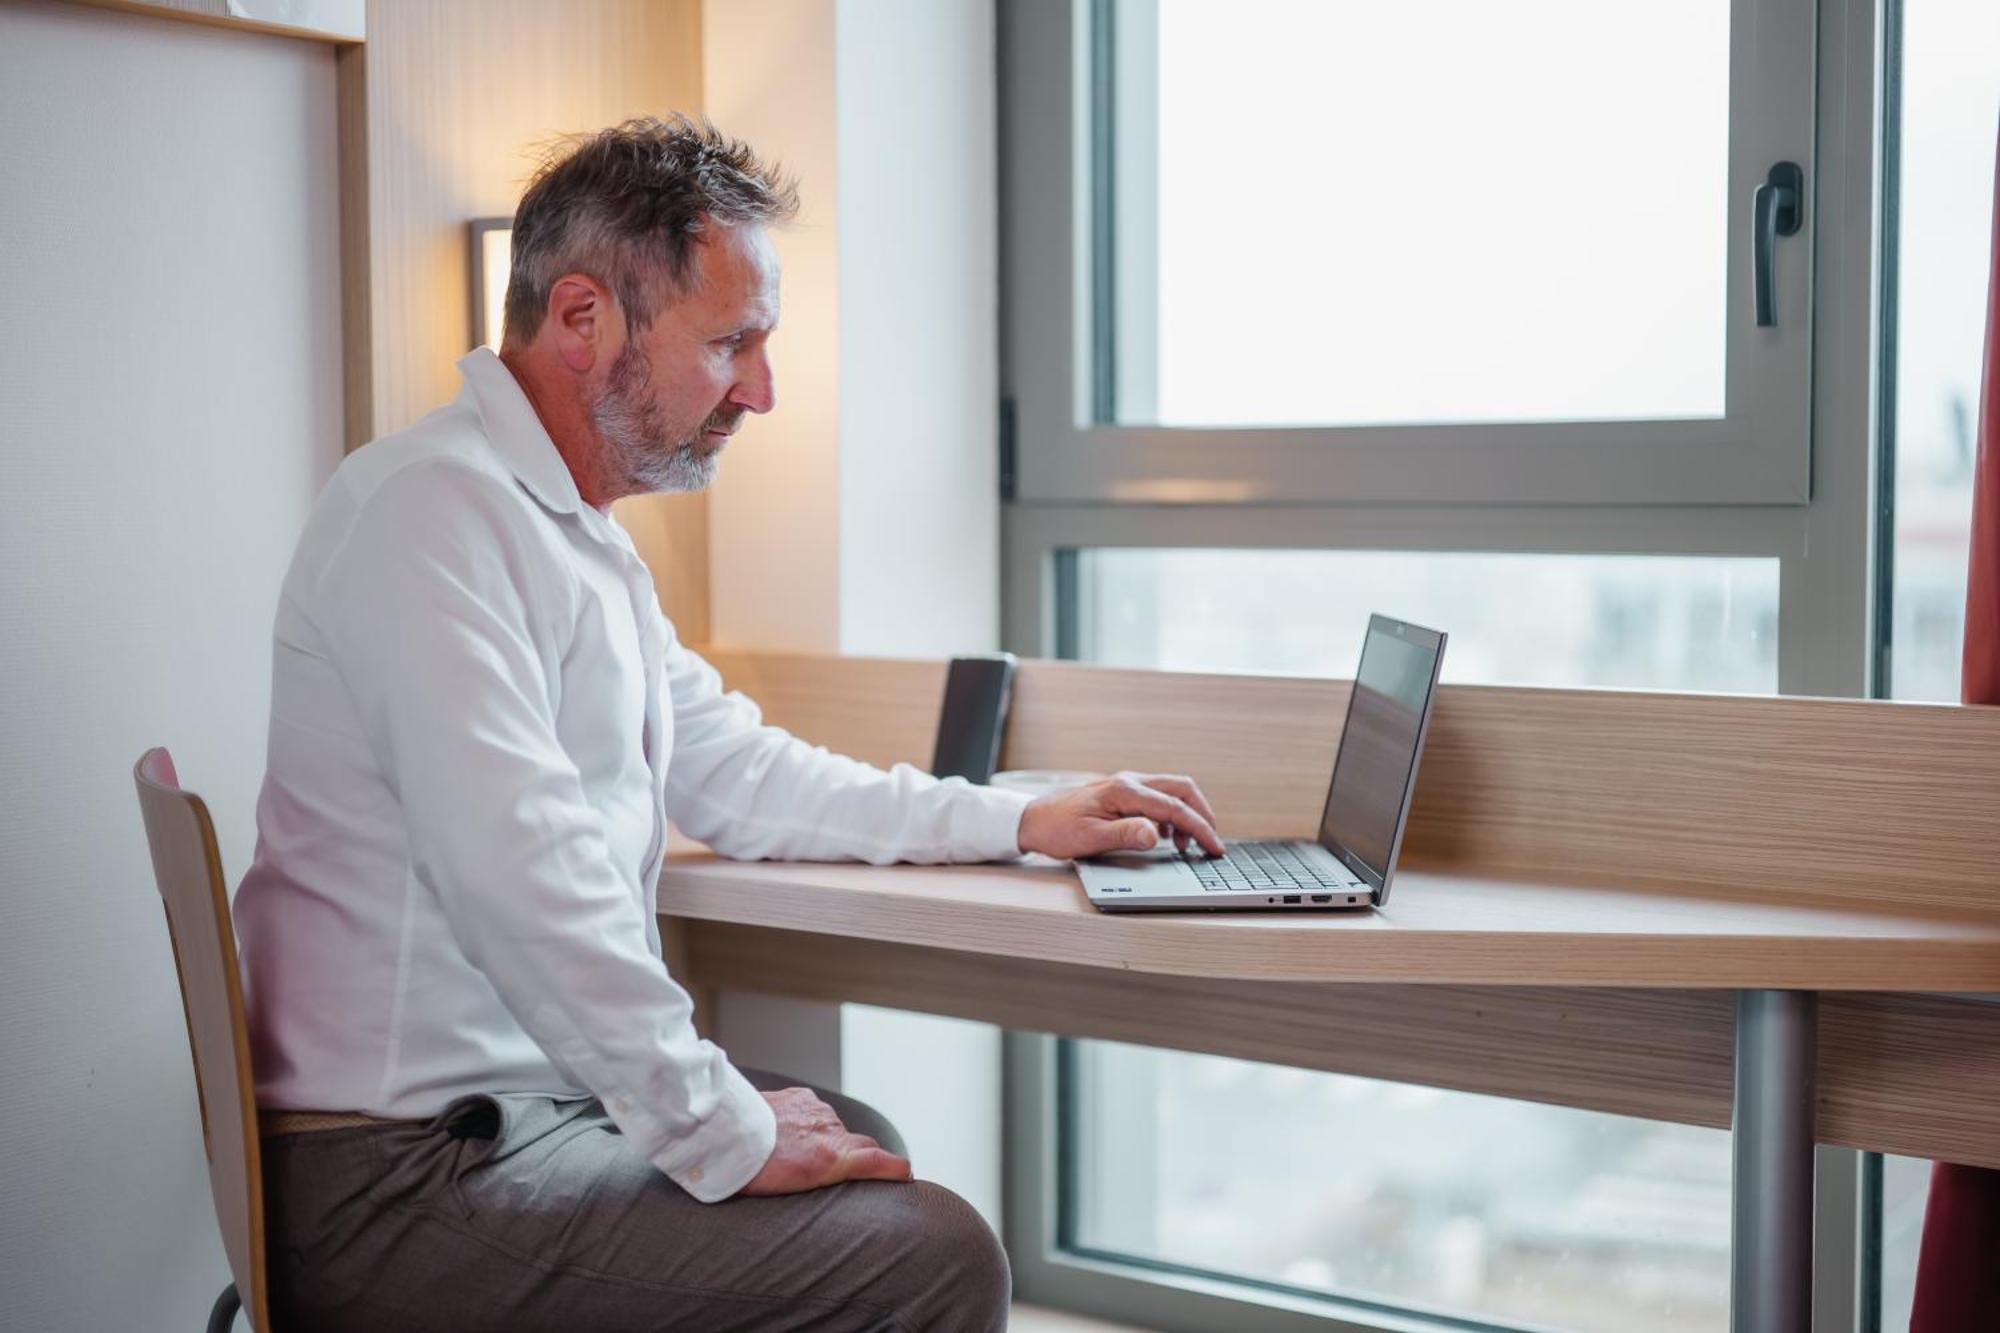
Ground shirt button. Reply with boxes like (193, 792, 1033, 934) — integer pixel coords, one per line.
(688, 1165, 705, 1183)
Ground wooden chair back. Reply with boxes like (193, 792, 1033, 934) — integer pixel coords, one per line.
(133, 747, 268, 1331)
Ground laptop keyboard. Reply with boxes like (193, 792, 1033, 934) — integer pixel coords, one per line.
(1186, 841, 1362, 892)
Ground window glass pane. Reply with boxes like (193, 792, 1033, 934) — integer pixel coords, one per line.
(1082, 548, 1779, 693)
(1878, 1154, 1933, 1332)
(1887, 0, 2000, 702)
(1065, 549, 1775, 1328)
(1123, 0, 1730, 427)
(1072, 1044, 1731, 1332)
(1876, 0, 1996, 1319)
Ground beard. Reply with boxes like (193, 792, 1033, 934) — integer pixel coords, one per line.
(587, 341, 740, 495)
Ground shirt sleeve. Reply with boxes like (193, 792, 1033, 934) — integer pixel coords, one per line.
(658, 623, 1032, 864)
(311, 460, 774, 1202)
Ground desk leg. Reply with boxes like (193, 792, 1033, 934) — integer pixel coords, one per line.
(1731, 988, 1818, 1333)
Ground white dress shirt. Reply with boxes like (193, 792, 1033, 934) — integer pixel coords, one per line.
(234, 348, 1031, 1203)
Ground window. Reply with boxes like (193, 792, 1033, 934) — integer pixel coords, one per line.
(1883, 0, 2000, 703)
(1001, 0, 1886, 1328)
(1047, 553, 1766, 1331)
(1067, 1043, 1731, 1332)
(1870, 0, 1999, 1327)
(1077, 549, 1778, 693)
(1000, 0, 1873, 698)
(1126, 3, 1732, 430)
(1007, 0, 1823, 506)
(1876, 1154, 1935, 1332)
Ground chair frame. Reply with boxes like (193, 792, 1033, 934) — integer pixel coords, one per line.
(134, 747, 270, 1333)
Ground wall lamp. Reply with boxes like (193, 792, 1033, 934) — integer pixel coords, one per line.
(468, 218, 512, 351)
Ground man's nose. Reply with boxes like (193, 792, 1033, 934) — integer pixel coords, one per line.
(731, 350, 776, 415)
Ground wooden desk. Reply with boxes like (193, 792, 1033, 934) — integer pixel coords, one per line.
(660, 856, 2000, 991)
(662, 649, 2000, 1332)
(658, 855, 2000, 1167)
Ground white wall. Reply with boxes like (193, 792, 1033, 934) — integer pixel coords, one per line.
(703, 0, 845, 651)
(0, 3, 345, 1327)
(830, 0, 1007, 1232)
(701, 0, 1008, 1228)
(834, 0, 1003, 654)
(699, 0, 851, 1109)
(702, 0, 1001, 654)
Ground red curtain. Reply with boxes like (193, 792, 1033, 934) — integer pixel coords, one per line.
(1966, 119, 2000, 711)
(1907, 117, 2000, 1333)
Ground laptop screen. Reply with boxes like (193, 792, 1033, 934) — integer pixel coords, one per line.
(1317, 617, 1446, 884)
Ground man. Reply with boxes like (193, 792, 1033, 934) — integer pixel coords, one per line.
(234, 115, 1222, 1331)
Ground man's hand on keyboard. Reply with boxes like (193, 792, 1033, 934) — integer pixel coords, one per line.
(1016, 772, 1225, 861)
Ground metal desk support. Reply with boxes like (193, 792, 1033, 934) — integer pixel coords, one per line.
(1732, 989, 1819, 1333)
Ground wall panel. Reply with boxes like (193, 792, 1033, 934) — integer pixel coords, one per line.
(348, 0, 711, 637)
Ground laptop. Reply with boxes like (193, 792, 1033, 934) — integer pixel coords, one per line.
(1078, 614, 1447, 913)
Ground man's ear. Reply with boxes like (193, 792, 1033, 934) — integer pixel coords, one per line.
(545, 273, 619, 374)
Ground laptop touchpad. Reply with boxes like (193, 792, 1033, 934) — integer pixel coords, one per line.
(1083, 846, 1189, 867)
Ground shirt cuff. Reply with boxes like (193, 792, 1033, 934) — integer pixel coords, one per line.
(950, 782, 1034, 861)
(645, 1062, 778, 1203)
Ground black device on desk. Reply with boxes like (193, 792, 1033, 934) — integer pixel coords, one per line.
(931, 653, 1016, 783)
(1078, 614, 1446, 913)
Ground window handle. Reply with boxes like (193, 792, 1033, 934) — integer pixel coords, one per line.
(1752, 161, 1804, 328)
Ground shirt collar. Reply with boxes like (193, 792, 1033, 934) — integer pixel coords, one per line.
(456, 347, 584, 517)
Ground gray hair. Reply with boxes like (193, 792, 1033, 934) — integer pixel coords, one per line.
(502, 114, 799, 346)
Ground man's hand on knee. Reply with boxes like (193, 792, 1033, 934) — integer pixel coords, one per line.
(737, 1087, 914, 1196)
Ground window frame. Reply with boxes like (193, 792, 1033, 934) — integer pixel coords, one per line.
(1007, 1034, 1867, 1333)
(998, 0, 1889, 1327)
(1003, 0, 1823, 508)
(1000, 0, 1884, 699)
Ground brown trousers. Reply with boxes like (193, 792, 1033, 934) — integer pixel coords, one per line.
(260, 1069, 1009, 1331)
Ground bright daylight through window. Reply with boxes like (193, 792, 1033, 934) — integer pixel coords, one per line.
(1070, 1044, 1731, 1333)
(1078, 550, 1777, 693)
(1887, 0, 2000, 705)
(1124, 1, 1729, 428)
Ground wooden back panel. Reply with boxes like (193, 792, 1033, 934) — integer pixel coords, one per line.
(133, 749, 267, 1331)
(702, 649, 2000, 916)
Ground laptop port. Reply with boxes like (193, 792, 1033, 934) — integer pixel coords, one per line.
(1310, 893, 1332, 904)
(1282, 894, 1302, 905)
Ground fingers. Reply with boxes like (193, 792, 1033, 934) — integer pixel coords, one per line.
(1135, 773, 1220, 830)
(741, 1097, 918, 1196)
(1060, 816, 1161, 860)
(786, 1097, 907, 1182)
(1113, 816, 1160, 851)
(1104, 776, 1224, 855)
(837, 1143, 914, 1183)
